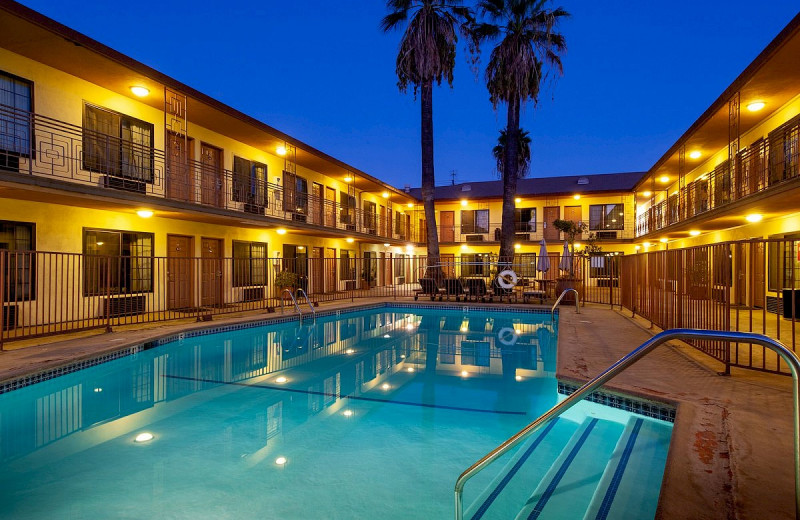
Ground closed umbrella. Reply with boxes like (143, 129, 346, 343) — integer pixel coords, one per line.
(536, 239, 550, 274)
(558, 240, 572, 273)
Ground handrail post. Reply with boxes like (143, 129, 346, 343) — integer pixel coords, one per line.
(551, 288, 580, 322)
(454, 329, 800, 520)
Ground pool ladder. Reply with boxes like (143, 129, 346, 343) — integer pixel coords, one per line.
(551, 288, 580, 322)
(454, 329, 800, 520)
(281, 288, 316, 324)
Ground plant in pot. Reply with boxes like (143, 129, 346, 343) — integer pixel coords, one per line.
(274, 270, 298, 298)
(552, 219, 587, 303)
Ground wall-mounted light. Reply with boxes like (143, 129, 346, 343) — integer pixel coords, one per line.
(276, 145, 287, 156)
(407, 203, 414, 208)
(573, 194, 580, 200)
(515, 197, 522, 204)
(276, 228, 287, 235)
(346, 238, 354, 243)
(643, 242, 651, 248)
(745, 213, 763, 223)
(688, 151, 702, 160)
(136, 209, 153, 218)
(641, 191, 652, 197)
(130, 86, 149, 97)
(514, 243, 521, 250)
(460, 199, 468, 207)
(658, 175, 670, 184)
(382, 192, 389, 198)
(747, 101, 765, 112)
(344, 176, 353, 183)
(383, 243, 390, 247)
(689, 230, 701, 236)
(660, 238, 668, 243)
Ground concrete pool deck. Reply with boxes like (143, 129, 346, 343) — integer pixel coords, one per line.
(0, 299, 794, 519)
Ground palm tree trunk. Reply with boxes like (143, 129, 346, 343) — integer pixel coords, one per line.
(499, 96, 521, 265)
(421, 80, 442, 279)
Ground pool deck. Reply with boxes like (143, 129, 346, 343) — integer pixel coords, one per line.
(0, 299, 794, 519)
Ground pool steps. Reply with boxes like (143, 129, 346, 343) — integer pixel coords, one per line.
(464, 416, 671, 520)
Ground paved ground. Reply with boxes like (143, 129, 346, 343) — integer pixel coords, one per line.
(0, 299, 795, 519)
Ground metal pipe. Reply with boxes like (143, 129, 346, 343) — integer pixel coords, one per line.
(280, 288, 303, 324)
(551, 288, 579, 322)
(295, 288, 315, 321)
(454, 329, 800, 520)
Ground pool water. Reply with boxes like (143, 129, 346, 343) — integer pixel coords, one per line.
(0, 307, 672, 519)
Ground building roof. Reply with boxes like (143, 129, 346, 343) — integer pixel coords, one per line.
(407, 171, 645, 200)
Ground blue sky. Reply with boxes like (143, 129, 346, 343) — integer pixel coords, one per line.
(18, 1, 799, 188)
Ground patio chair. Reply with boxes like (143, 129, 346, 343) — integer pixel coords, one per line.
(414, 277, 442, 301)
(463, 277, 490, 302)
(442, 278, 466, 301)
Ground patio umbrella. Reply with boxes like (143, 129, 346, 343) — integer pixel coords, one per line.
(536, 239, 550, 274)
(558, 240, 573, 273)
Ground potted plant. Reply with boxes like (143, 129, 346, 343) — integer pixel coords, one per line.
(552, 219, 587, 303)
(274, 270, 298, 298)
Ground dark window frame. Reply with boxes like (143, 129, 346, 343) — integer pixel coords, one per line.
(82, 228, 154, 296)
(514, 208, 537, 232)
(0, 69, 34, 160)
(233, 240, 268, 287)
(0, 220, 36, 300)
(232, 156, 268, 207)
(82, 103, 155, 183)
(461, 209, 489, 234)
(589, 204, 625, 231)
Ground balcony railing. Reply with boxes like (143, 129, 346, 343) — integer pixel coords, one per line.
(436, 221, 634, 244)
(0, 104, 422, 242)
(636, 124, 799, 236)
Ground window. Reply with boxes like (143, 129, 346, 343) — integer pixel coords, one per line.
(514, 208, 536, 232)
(769, 236, 800, 292)
(394, 211, 406, 237)
(233, 157, 267, 207)
(0, 71, 32, 166)
(461, 253, 489, 276)
(589, 204, 624, 230)
(340, 191, 356, 225)
(0, 221, 35, 300)
(461, 209, 489, 234)
(769, 114, 800, 184)
(339, 250, 354, 280)
(83, 104, 154, 183)
(283, 172, 308, 218)
(83, 229, 153, 296)
(233, 241, 267, 287)
(363, 201, 377, 233)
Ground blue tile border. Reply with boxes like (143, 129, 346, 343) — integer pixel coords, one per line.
(0, 301, 554, 395)
(557, 381, 676, 423)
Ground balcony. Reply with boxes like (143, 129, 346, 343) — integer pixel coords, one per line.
(436, 221, 634, 245)
(0, 104, 421, 243)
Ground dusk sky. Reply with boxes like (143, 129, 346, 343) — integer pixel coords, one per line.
(18, 1, 799, 189)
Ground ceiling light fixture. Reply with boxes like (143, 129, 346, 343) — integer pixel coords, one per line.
(130, 86, 149, 97)
(344, 176, 353, 183)
(515, 197, 521, 203)
(659, 175, 670, 184)
(276, 228, 287, 235)
(136, 210, 153, 218)
(461, 199, 468, 207)
(276, 145, 287, 156)
(689, 230, 701, 236)
(346, 238, 354, 243)
(573, 194, 581, 200)
(642, 191, 652, 197)
(746, 213, 763, 223)
(747, 101, 766, 112)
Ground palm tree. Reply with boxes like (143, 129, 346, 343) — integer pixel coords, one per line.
(381, 1, 474, 277)
(475, 0, 568, 264)
(493, 127, 532, 178)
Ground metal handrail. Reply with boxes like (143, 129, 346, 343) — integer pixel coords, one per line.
(454, 329, 800, 520)
(280, 288, 303, 324)
(295, 288, 316, 321)
(551, 288, 580, 321)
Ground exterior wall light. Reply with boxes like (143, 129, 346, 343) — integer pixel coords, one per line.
(130, 86, 149, 97)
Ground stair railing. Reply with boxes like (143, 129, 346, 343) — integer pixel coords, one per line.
(295, 288, 316, 321)
(280, 288, 303, 324)
(454, 329, 800, 520)
(551, 288, 579, 322)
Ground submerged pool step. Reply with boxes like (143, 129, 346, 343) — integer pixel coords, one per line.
(515, 417, 625, 520)
(582, 417, 672, 520)
(465, 418, 581, 520)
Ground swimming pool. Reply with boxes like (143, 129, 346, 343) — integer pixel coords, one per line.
(0, 306, 672, 519)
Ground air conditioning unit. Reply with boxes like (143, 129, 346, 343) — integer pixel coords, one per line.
(596, 231, 618, 239)
(104, 175, 147, 194)
(0, 152, 20, 173)
(103, 295, 147, 318)
(2, 304, 17, 331)
(243, 204, 265, 215)
(241, 287, 265, 302)
(515, 233, 530, 241)
(465, 234, 485, 242)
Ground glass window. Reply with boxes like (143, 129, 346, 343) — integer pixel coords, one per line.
(339, 250, 353, 280)
(233, 157, 267, 207)
(514, 208, 536, 232)
(394, 211, 406, 237)
(769, 237, 800, 291)
(83, 104, 154, 182)
(461, 253, 489, 277)
(0, 221, 35, 300)
(589, 204, 624, 230)
(0, 70, 32, 161)
(233, 241, 267, 287)
(461, 209, 489, 234)
(83, 229, 153, 295)
(340, 191, 356, 225)
(363, 200, 376, 232)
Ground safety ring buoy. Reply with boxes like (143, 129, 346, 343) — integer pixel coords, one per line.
(497, 269, 518, 289)
(497, 327, 518, 346)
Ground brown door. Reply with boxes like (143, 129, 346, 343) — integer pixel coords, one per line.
(441, 211, 455, 242)
(441, 253, 455, 278)
(380, 205, 386, 237)
(200, 143, 223, 207)
(564, 206, 582, 224)
(167, 235, 194, 310)
(543, 207, 560, 240)
(311, 247, 324, 294)
(753, 242, 765, 308)
(201, 238, 223, 307)
(325, 248, 336, 293)
(325, 187, 336, 227)
(312, 183, 324, 225)
(166, 132, 193, 202)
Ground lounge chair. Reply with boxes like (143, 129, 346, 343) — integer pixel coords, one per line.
(463, 277, 489, 302)
(491, 277, 517, 303)
(442, 278, 466, 301)
(414, 277, 442, 301)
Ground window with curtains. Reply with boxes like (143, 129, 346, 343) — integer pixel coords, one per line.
(461, 209, 489, 234)
(340, 191, 356, 225)
(232, 156, 267, 207)
(83, 104, 154, 182)
(363, 201, 377, 233)
(233, 241, 267, 287)
(0, 221, 35, 300)
(83, 229, 153, 295)
(589, 204, 624, 230)
(394, 211, 406, 237)
(514, 208, 536, 232)
(768, 114, 800, 184)
(768, 236, 800, 292)
(0, 71, 32, 165)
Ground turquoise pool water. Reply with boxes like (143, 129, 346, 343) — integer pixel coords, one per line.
(0, 307, 672, 519)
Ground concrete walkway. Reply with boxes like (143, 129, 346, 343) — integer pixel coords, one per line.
(0, 299, 795, 519)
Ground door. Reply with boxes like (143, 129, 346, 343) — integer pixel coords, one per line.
(166, 132, 193, 202)
(735, 243, 747, 306)
(543, 207, 560, 241)
(201, 238, 223, 307)
(753, 242, 765, 308)
(441, 253, 455, 278)
(200, 143, 223, 207)
(325, 248, 336, 293)
(380, 205, 387, 237)
(167, 235, 194, 310)
(564, 206, 582, 224)
(325, 187, 336, 227)
(312, 247, 324, 294)
(440, 211, 455, 242)
(312, 183, 324, 225)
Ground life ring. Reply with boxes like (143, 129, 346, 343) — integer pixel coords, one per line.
(497, 269, 518, 289)
(497, 327, 518, 346)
